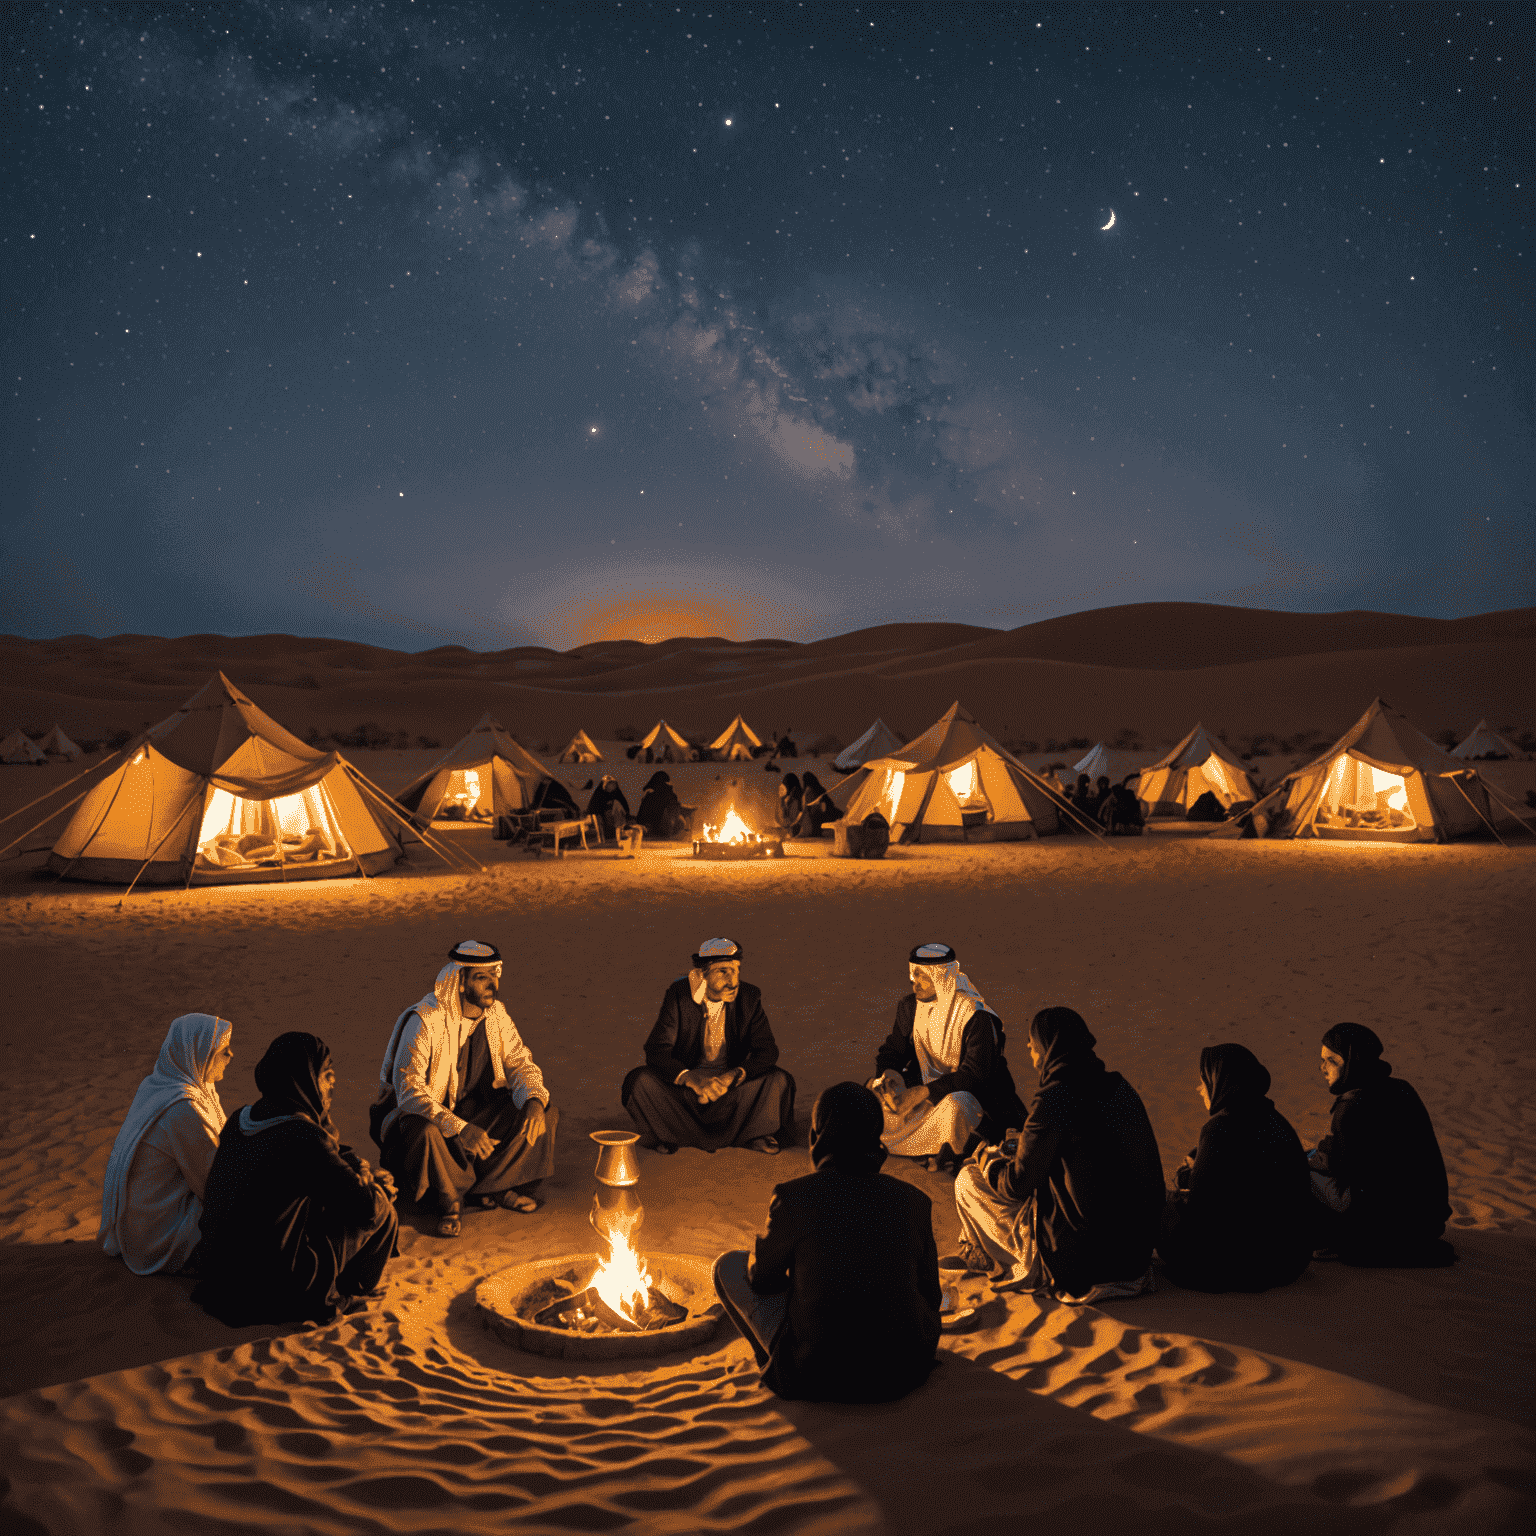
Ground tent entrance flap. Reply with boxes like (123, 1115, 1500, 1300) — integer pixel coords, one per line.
(195, 782, 356, 872)
(1310, 756, 1419, 836)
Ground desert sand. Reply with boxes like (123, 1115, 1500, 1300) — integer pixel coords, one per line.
(1, 605, 1533, 1534)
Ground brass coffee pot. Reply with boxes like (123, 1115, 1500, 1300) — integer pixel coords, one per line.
(590, 1130, 643, 1241)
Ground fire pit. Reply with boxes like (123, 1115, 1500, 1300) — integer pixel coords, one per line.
(693, 804, 784, 860)
(475, 1129, 722, 1360)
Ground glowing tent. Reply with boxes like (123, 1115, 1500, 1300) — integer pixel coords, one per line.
(1, 731, 46, 765)
(839, 701, 1077, 842)
(1452, 720, 1523, 760)
(640, 719, 691, 762)
(558, 729, 604, 764)
(39, 725, 83, 761)
(834, 718, 904, 772)
(1137, 724, 1259, 819)
(397, 713, 570, 824)
(709, 715, 763, 761)
(46, 674, 404, 884)
(1219, 698, 1505, 843)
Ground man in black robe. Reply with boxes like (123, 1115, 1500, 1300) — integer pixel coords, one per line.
(1158, 1044, 1313, 1292)
(622, 937, 795, 1154)
(374, 940, 558, 1238)
(636, 771, 687, 839)
(1309, 1023, 1454, 1266)
(713, 1082, 941, 1401)
(193, 1032, 398, 1326)
(585, 774, 632, 842)
(953, 1007, 1164, 1300)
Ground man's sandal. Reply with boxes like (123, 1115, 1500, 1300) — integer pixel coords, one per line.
(435, 1206, 462, 1238)
(745, 1136, 780, 1155)
(496, 1191, 543, 1214)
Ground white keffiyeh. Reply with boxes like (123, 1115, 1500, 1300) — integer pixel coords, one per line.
(909, 957, 989, 1083)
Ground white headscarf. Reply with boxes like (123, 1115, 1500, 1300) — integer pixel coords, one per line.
(377, 946, 506, 1094)
(909, 956, 989, 1082)
(101, 1013, 230, 1251)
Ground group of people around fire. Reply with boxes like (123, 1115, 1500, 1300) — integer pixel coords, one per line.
(102, 937, 1454, 1403)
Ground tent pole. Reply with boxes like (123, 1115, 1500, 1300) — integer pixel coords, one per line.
(1447, 776, 1510, 848)
(343, 764, 484, 872)
(0, 782, 102, 861)
(0, 746, 131, 826)
(117, 792, 202, 905)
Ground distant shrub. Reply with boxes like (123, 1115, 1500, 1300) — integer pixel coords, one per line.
(1511, 728, 1536, 754)
(1065, 736, 1091, 751)
(613, 724, 641, 742)
(1111, 728, 1143, 750)
(101, 727, 135, 751)
(334, 722, 411, 750)
(415, 735, 440, 750)
(808, 733, 843, 757)
(1432, 726, 1459, 749)
(1002, 736, 1039, 756)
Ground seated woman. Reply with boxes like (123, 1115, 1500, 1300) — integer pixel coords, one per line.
(777, 772, 804, 835)
(798, 771, 834, 834)
(1310, 1023, 1454, 1267)
(714, 1082, 941, 1402)
(100, 1014, 234, 1275)
(1158, 1044, 1312, 1292)
(636, 771, 687, 839)
(954, 1007, 1164, 1302)
(192, 1032, 399, 1326)
(585, 774, 632, 841)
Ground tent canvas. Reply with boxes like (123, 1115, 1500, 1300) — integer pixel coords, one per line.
(398, 713, 567, 823)
(1070, 743, 1146, 785)
(640, 719, 691, 761)
(834, 719, 903, 772)
(39, 724, 83, 760)
(1452, 720, 1523, 760)
(558, 729, 604, 763)
(1137, 724, 1259, 819)
(1217, 697, 1506, 843)
(840, 701, 1076, 842)
(709, 715, 762, 761)
(46, 674, 403, 884)
(1, 731, 46, 765)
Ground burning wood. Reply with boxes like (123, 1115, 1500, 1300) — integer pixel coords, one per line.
(693, 803, 784, 860)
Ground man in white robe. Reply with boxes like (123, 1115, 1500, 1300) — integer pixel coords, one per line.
(101, 1014, 234, 1275)
(868, 944, 1025, 1172)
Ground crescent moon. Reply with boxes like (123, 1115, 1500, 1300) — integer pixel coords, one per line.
(1101, 210, 1116, 231)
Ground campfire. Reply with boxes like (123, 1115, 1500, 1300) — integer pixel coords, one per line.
(694, 803, 784, 860)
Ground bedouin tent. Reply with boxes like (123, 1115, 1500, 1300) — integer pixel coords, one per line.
(1136, 724, 1259, 820)
(833, 718, 904, 772)
(39, 725, 83, 761)
(1, 731, 46, 765)
(397, 713, 570, 824)
(839, 701, 1085, 842)
(1070, 742, 1146, 786)
(1452, 720, 1523, 761)
(640, 719, 691, 763)
(46, 674, 404, 884)
(558, 729, 604, 764)
(1215, 697, 1510, 844)
(709, 714, 763, 761)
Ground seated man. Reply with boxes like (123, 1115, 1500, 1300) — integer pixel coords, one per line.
(714, 1082, 941, 1401)
(585, 774, 632, 841)
(193, 1032, 398, 1326)
(869, 943, 1026, 1173)
(101, 1013, 235, 1275)
(622, 937, 795, 1154)
(374, 940, 558, 1238)
(1309, 1023, 1454, 1266)
(954, 1007, 1164, 1303)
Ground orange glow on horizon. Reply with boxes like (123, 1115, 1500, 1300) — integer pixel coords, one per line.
(544, 588, 811, 648)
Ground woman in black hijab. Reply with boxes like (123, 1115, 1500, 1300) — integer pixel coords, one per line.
(636, 770, 685, 839)
(585, 774, 632, 842)
(1310, 1023, 1454, 1266)
(1158, 1044, 1312, 1291)
(956, 1008, 1165, 1299)
(713, 1082, 941, 1402)
(799, 770, 833, 834)
(192, 1033, 398, 1326)
(777, 772, 804, 835)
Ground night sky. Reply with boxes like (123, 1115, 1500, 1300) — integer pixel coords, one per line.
(4, 2, 1530, 650)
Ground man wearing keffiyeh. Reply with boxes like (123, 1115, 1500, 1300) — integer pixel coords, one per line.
(373, 940, 559, 1238)
(869, 943, 1026, 1173)
(622, 937, 796, 1155)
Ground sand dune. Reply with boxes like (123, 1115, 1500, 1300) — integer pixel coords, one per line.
(1, 826, 1532, 1533)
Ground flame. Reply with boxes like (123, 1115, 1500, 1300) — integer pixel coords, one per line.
(702, 804, 754, 844)
(590, 1220, 652, 1322)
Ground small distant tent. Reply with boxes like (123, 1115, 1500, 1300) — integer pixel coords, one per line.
(46, 674, 404, 884)
(640, 719, 691, 763)
(840, 701, 1078, 842)
(1, 731, 46, 765)
(709, 715, 763, 761)
(1137, 725, 1259, 819)
(558, 729, 604, 764)
(834, 719, 904, 772)
(1219, 697, 1511, 844)
(39, 725, 83, 761)
(1070, 743, 1145, 786)
(1452, 720, 1522, 761)
(397, 713, 571, 824)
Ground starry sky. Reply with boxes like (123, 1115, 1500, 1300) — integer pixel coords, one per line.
(4, 2, 1530, 650)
